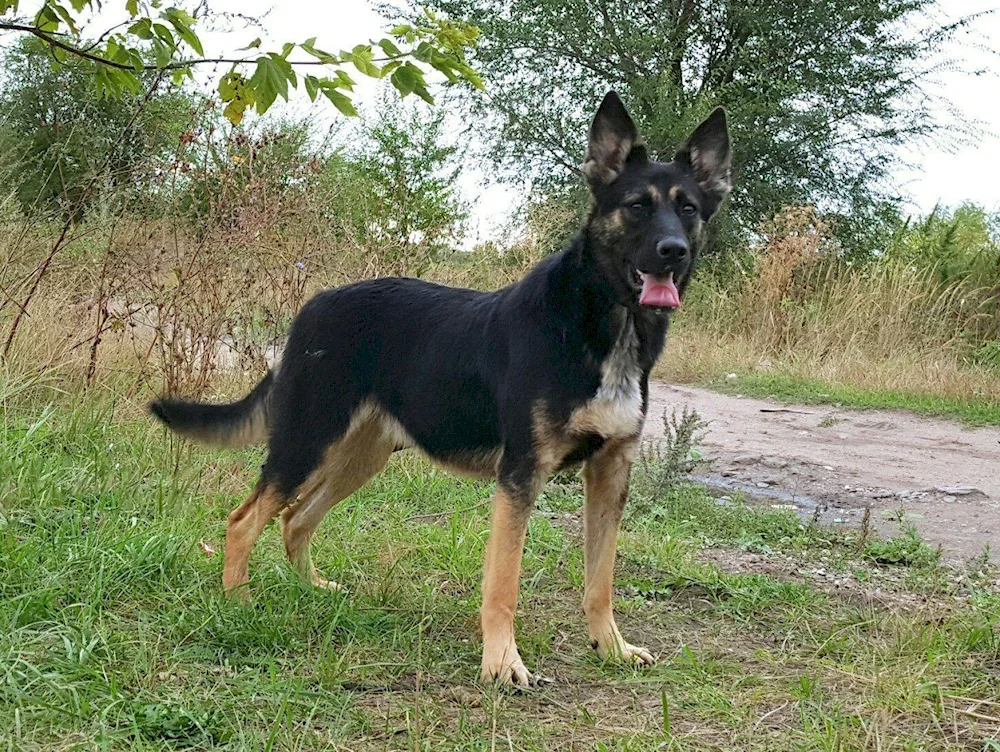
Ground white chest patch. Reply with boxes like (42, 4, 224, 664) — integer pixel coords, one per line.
(568, 319, 644, 438)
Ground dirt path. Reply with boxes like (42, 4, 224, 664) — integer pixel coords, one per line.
(644, 383, 1000, 563)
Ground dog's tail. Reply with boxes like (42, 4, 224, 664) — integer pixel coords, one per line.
(148, 370, 275, 447)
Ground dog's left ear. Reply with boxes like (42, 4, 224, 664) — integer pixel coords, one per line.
(581, 91, 644, 189)
(675, 107, 732, 216)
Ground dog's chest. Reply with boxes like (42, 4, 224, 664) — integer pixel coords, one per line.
(568, 321, 644, 438)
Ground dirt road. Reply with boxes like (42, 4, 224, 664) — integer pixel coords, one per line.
(645, 383, 1000, 562)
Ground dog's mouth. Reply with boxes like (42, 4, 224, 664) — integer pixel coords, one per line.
(630, 269, 681, 309)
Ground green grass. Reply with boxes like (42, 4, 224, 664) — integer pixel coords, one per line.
(705, 372, 1000, 426)
(2, 388, 1000, 749)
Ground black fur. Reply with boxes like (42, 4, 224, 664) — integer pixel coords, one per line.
(149, 92, 732, 507)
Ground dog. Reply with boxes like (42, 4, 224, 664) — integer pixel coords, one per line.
(149, 91, 732, 686)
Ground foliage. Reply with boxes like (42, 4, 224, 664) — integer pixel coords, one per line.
(414, 0, 976, 255)
(323, 99, 469, 268)
(887, 202, 1000, 289)
(0, 37, 190, 220)
(0, 0, 482, 125)
(865, 524, 942, 568)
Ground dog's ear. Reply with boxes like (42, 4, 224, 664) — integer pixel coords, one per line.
(675, 107, 732, 215)
(581, 91, 644, 189)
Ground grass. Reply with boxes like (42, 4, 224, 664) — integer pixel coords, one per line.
(700, 372, 1000, 426)
(2, 386, 1000, 750)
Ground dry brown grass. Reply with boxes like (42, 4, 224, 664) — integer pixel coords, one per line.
(3, 200, 997, 408)
(657, 206, 1000, 404)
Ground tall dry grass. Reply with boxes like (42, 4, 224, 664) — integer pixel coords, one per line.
(659, 206, 1000, 401)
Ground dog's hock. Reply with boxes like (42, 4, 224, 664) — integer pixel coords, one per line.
(582, 90, 643, 187)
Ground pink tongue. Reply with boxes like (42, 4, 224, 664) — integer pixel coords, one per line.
(639, 272, 681, 308)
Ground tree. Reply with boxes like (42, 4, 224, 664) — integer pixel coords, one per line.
(412, 0, 980, 254)
(0, 1, 483, 125)
(322, 99, 469, 271)
(0, 37, 190, 220)
(0, 0, 483, 358)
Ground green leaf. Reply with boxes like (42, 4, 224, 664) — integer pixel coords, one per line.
(217, 74, 236, 101)
(127, 18, 153, 40)
(304, 74, 319, 102)
(241, 37, 262, 50)
(151, 38, 171, 67)
(125, 0, 138, 17)
(164, 8, 204, 56)
(321, 87, 357, 116)
(34, 4, 61, 33)
(151, 22, 174, 46)
(378, 38, 402, 57)
(334, 69, 355, 90)
(390, 64, 416, 97)
(249, 56, 289, 114)
(349, 44, 380, 77)
(51, 3, 78, 34)
(302, 40, 337, 64)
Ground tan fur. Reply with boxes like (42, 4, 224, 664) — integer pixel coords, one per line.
(648, 185, 663, 203)
(582, 439, 652, 664)
(223, 483, 286, 597)
(480, 486, 535, 684)
(668, 185, 681, 202)
(689, 144, 733, 198)
(433, 449, 503, 479)
(531, 403, 577, 474)
(181, 398, 269, 448)
(280, 410, 396, 588)
(582, 132, 635, 185)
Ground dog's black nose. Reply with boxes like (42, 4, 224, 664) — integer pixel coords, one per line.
(656, 239, 689, 262)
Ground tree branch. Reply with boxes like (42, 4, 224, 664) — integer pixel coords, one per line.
(0, 21, 428, 73)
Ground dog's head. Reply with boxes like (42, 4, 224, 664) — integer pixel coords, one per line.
(582, 91, 732, 311)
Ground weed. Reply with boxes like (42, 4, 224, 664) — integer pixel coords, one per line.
(864, 524, 942, 568)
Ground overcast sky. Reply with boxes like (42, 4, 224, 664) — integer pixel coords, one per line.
(136, 1, 1000, 240)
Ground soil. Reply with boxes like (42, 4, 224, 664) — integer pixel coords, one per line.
(644, 383, 1000, 563)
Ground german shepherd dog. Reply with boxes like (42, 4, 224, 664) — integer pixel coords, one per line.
(150, 92, 732, 686)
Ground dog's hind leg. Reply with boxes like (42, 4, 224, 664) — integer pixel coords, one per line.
(222, 482, 286, 598)
(280, 416, 395, 590)
(581, 439, 653, 666)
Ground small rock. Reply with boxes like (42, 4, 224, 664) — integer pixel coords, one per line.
(761, 457, 788, 469)
(943, 496, 957, 503)
(936, 486, 980, 496)
(756, 481, 770, 488)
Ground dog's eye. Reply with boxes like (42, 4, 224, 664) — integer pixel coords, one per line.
(681, 203, 698, 216)
(628, 198, 650, 212)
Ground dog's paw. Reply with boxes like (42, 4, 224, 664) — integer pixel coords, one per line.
(592, 637, 655, 666)
(480, 642, 537, 688)
(312, 577, 343, 592)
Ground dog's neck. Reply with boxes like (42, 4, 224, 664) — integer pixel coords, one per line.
(541, 232, 670, 375)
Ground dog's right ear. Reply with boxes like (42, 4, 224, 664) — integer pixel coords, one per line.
(581, 91, 644, 189)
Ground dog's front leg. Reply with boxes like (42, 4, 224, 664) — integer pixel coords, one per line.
(480, 483, 535, 686)
(582, 440, 654, 666)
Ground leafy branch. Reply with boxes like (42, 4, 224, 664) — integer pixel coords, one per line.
(0, 0, 484, 124)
